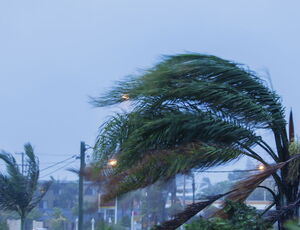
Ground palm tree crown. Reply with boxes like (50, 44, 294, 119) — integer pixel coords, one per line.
(0, 143, 51, 230)
(90, 54, 299, 228)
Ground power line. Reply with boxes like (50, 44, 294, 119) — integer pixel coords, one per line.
(196, 169, 260, 173)
(40, 155, 77, 172)
(39, 159, 78, 179)
(37, 154, 77, 157)
(40, 162, 76, 165)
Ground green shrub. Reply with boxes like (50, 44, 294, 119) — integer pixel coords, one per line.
(185, 201, 272, 230)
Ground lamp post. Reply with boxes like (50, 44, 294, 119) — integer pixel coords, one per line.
(91, 218, 95, 230)
(107, 159, 118, 224)
(75, 218, 78, 230)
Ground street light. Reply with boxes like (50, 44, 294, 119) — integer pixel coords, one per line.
(108, 159, 117, 167)
(258, 164, 266, 171)
(107, 158, 118, 224)
(122, 94, 130, 101)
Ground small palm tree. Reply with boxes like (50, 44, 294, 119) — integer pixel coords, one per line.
(0, 143, 51, 230)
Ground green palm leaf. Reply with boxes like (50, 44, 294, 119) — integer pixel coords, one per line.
(0, 143, 51, 230)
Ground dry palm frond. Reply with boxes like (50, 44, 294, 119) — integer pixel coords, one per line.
(152, 191, 233, 230)
(215, 155, 300, 218)
(214, 162, 286, 218)
(225, 154, 300, 204)
(225, 162, 286, 203)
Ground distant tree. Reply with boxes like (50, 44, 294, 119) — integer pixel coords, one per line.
(49, 208, 67, 230)
(198, 181, 232, 199)
(27, 208, 43, 221)
(199, 177, 212, 189)
(0, 222, 8, 230)
(0, 143, 51, 230)
(228, 170, 250, 182)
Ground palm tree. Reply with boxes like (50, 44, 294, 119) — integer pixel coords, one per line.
(89, 54, 300, 228)
(0, 143, 51, 230)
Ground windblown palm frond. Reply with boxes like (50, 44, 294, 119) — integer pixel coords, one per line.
(92, 54, 285, 128)
(95, 110, 261, 170)
(92, 143, 247, 201)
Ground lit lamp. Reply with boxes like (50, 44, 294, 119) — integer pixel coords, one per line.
(258, 164, 266, 171)
(107, 158, 118, 224)
(108, 159, 117, 167)
(121, 94, 130, 101)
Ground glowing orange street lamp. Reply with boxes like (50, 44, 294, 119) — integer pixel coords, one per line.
(108, 158, 118, 167)
(258, 164, 266, 171)
(107, 158, 118, 224)
(121, 94, 130, 101)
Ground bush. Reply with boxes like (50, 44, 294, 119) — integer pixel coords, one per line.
(0, 221, 8, 230)
(185, 201, 272, 230)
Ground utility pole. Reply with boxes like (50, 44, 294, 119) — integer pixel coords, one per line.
(78, 141, 86, 230)
(192, 173, 195, 203)
(183, 175, 186, 208)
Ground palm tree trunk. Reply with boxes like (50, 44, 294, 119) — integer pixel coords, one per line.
(20, 214, 25, 230)
(278, 177, 300, 229)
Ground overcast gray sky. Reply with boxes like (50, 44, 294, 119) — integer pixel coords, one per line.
(1, 0, 300, 180)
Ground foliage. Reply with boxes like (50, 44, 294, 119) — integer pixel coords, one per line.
(27, 208, 42, 220)
(0, 143, 51, 230)
(48, 208, 68, 230)
(0, 221, 8, 230)
(185, 201, 272, 230)
(90, 53, 300, 228)
(287, 140, 300, 183)
(284, 221, 300, 230)
(198, 181, 232, 198)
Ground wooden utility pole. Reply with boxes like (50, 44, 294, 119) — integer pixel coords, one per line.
(78, 141, 86, 230)
(192, 173, 195, 203)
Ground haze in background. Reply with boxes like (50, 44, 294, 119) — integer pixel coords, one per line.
(0, 0, 299, 180)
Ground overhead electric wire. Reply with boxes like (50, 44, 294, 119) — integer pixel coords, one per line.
(40, 159, 78, 179)
(196, 169, 260, 173)
(40, 155, 77, 172)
